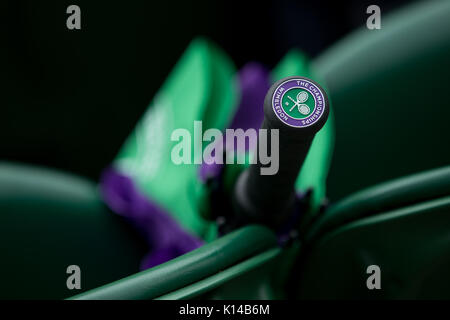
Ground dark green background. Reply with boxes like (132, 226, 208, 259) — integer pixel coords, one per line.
(1, 0, 412, 199)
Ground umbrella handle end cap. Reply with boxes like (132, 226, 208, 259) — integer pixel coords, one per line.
(264, 76, 329, 138)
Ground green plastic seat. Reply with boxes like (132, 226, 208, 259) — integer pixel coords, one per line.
(297, 166, 450, 299)
(313, 0, 450, 201)
(307, 166, 450, 241)
(0, 162, 147, 299)
(294, 0, 450, 299)
(70, 225, 279, 300)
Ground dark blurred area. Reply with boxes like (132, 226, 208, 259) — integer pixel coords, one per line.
(1, 0, 411, 182)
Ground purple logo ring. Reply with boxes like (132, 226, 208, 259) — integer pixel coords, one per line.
(271, 78, 326, 128)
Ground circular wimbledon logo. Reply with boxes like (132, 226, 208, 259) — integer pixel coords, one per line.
(271, 78, 326, 128)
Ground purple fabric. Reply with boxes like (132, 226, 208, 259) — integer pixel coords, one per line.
(198, 155, 223, 183)
(229, 62, 270, 131)
(100, 167, 204, 270)
(199, 62, 271, 182)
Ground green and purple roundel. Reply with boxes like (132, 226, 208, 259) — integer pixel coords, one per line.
(272, 78, 326, 128)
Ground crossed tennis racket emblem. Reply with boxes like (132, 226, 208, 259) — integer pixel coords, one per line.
(286, 91, 310, 115)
